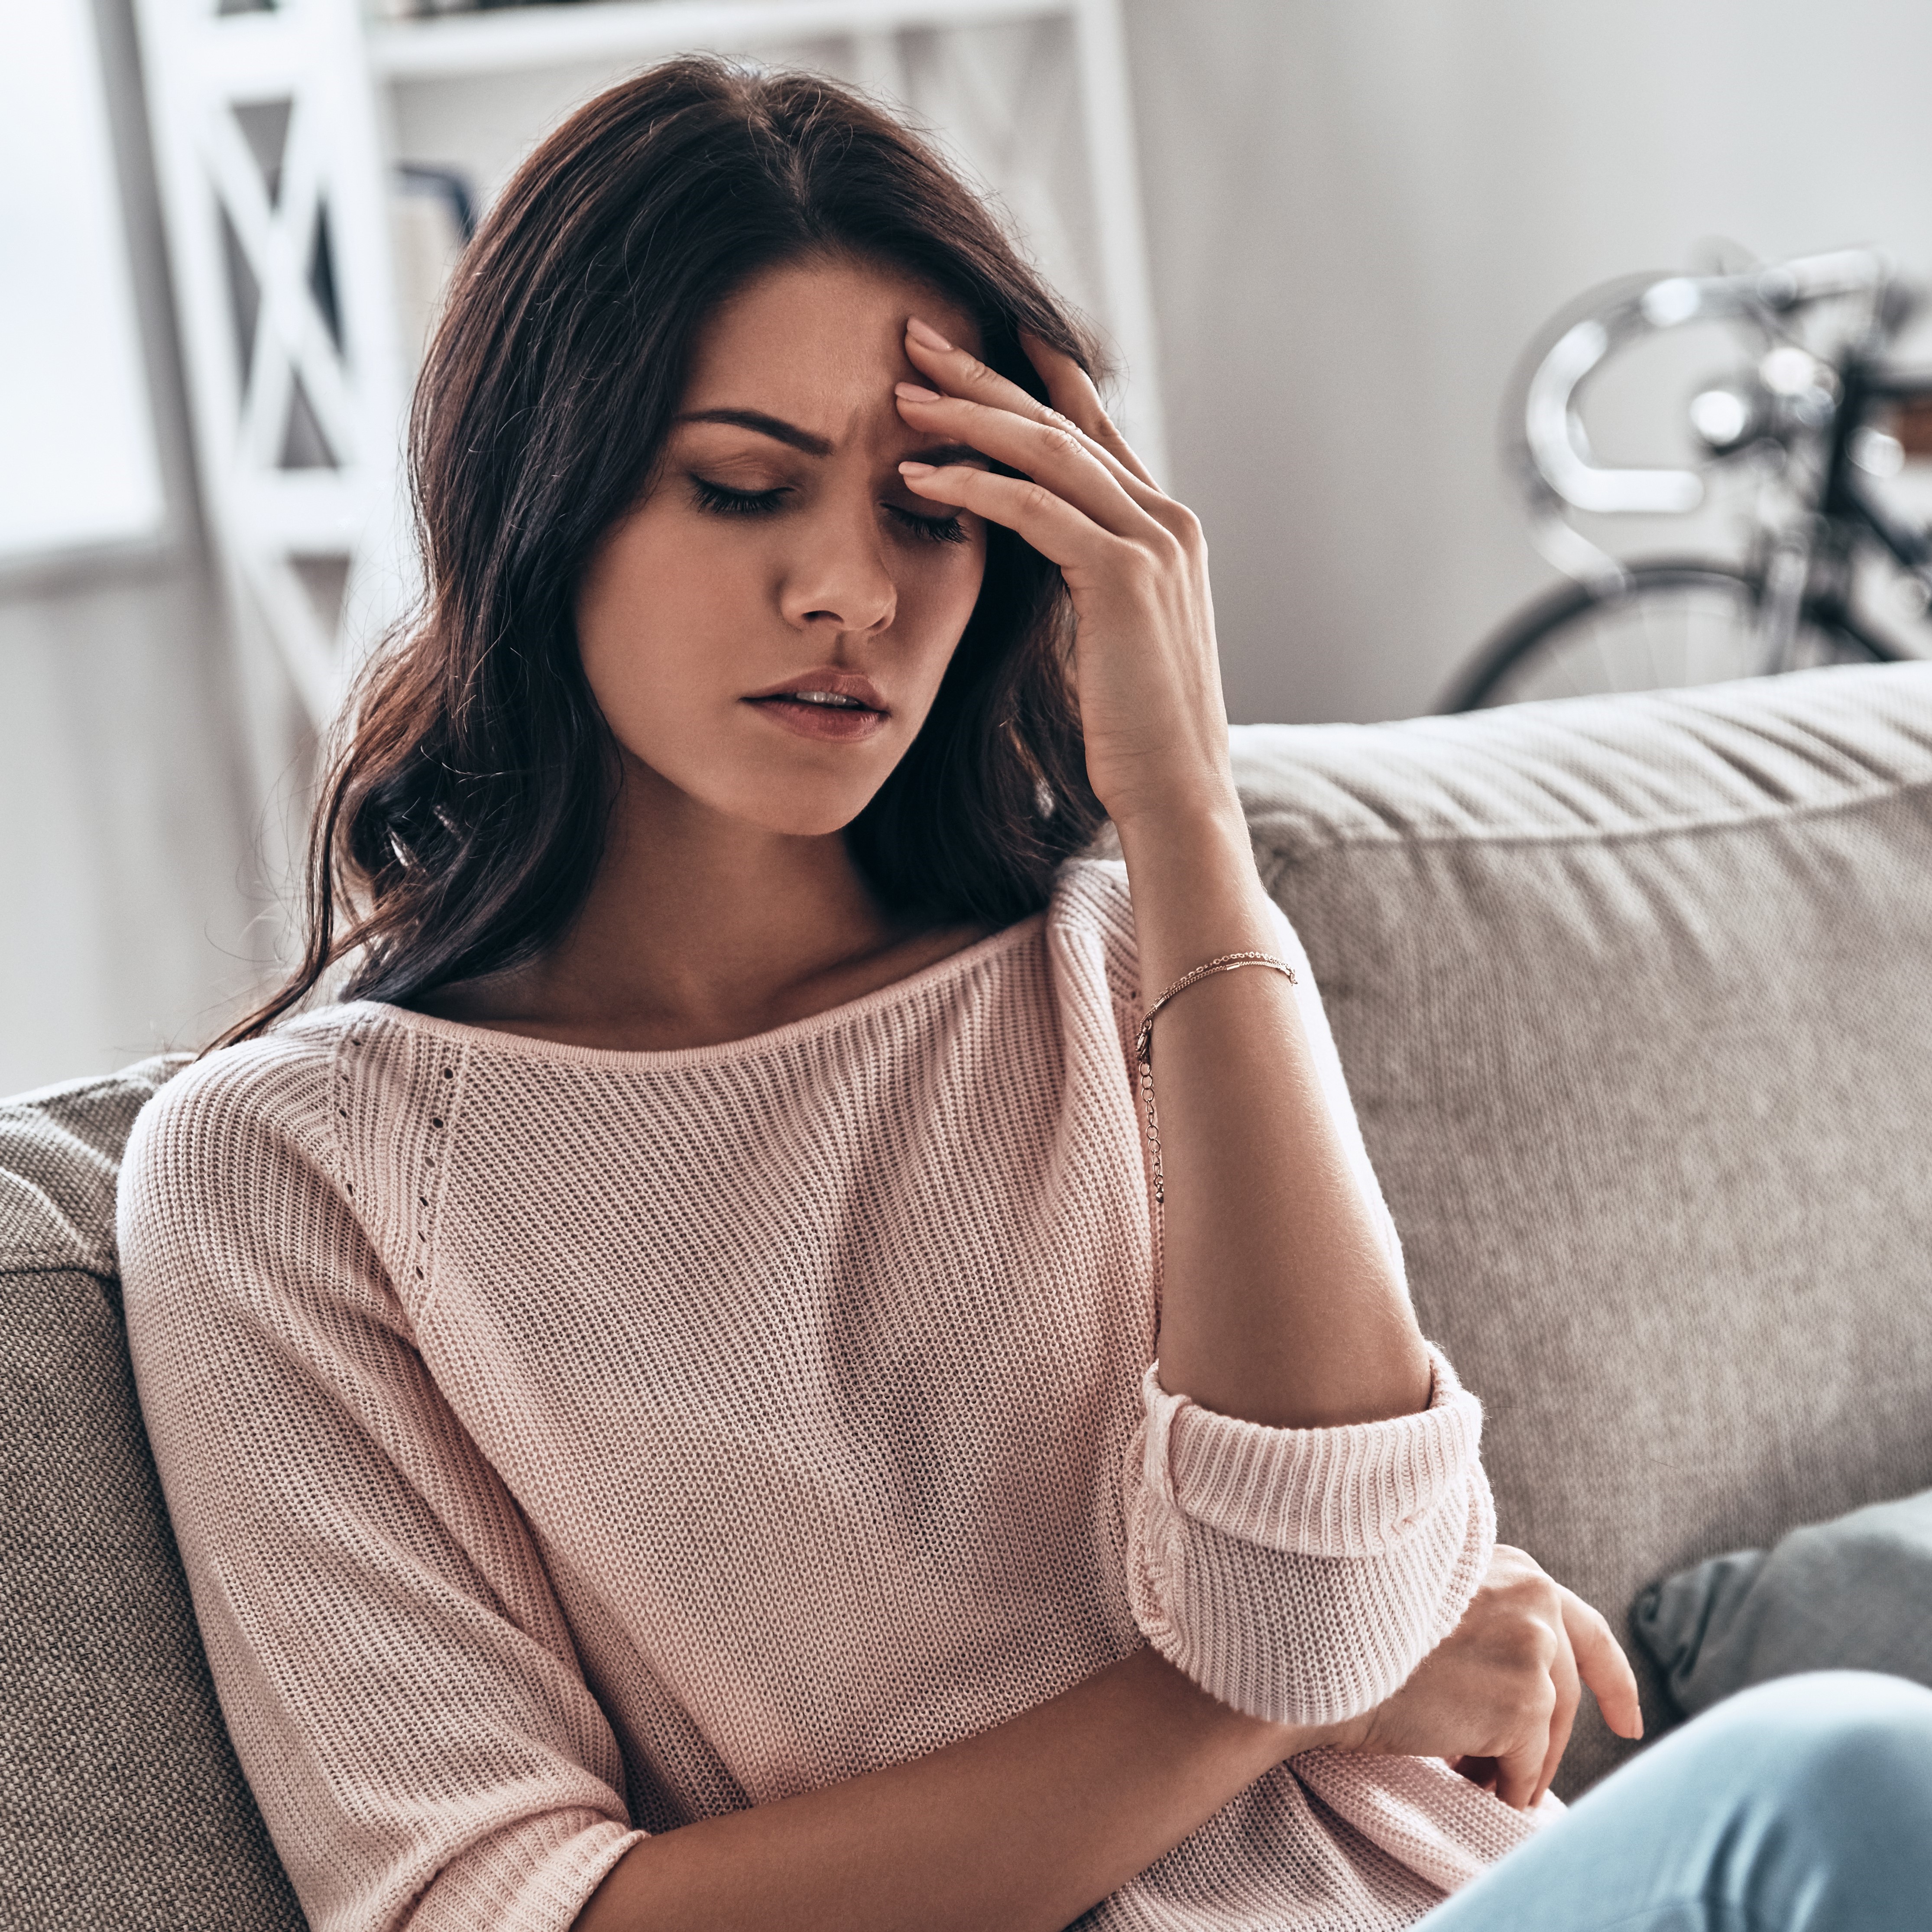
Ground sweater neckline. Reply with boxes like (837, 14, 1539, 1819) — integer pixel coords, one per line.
(341, 909, 1050, 1072)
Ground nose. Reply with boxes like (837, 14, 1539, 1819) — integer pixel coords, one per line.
(778, 495, 897, 638)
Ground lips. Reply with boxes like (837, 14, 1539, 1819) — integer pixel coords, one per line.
(758, 689, 872, 711)
(743, 669, 888, 712)
(743, 667, 891, 744)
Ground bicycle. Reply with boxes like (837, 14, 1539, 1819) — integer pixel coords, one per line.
(1443, 247, 1932, 711)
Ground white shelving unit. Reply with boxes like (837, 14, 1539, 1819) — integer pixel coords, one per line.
(133, 0, 1163, 728)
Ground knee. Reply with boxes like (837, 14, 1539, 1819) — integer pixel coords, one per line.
(1714, 1668, 1932, 1749)
(1690, 1670, 1932, 1835)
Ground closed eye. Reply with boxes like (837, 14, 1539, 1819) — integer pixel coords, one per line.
(690, 477, 788, 517)
(691, 475, 967, 545)
(886, 504, 969, 545)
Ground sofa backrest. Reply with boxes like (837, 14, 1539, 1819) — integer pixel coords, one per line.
(1233, 662, 1932, 1792)
(0, 1060, 305, 1930)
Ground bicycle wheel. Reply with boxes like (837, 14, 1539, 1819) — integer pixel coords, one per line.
(1443, 561, 1896, 711)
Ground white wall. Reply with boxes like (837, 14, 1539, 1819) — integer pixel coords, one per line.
(0, 0, 166, 563)
(0, 0, 263, 1096)
(1126, 0, 1932, 724)
(0, 566, 264, 1094)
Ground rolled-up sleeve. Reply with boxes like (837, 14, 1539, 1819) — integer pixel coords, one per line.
(1124, 1346, 1495, 1726)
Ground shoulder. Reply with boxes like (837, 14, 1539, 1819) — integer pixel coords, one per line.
(122, 1009, 349, 1186)
(117, 1009, 381, 1327)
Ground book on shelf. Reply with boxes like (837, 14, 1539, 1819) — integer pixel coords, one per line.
(367, 1, 603, 20)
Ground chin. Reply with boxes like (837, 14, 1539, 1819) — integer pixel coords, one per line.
(703, 771, 889, 841)
(620, 732, 892, 841)
(761, 794, 884, 840)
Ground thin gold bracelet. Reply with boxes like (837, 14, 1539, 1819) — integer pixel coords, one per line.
(1134, 952, 1297, 1206)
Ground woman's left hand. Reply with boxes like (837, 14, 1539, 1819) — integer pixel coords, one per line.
(1331, 1545, 1645, 1810)
(896, 321, 1234, 834)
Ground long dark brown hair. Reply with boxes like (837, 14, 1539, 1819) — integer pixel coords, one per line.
(226, 56, 1108, 1045)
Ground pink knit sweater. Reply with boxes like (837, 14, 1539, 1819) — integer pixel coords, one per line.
(119, 859, 1544, 1932)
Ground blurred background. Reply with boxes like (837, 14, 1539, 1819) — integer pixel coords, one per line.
(9, 0, 1932, 1094)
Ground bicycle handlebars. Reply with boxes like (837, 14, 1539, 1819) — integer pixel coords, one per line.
(1520, 248, 1893, 518)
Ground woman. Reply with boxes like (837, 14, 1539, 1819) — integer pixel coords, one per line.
(119, 58, 1932, 1932)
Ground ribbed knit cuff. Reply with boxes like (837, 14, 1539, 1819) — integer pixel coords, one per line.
(1124, 1344, 1495, 1725)
(407, 1811, 645, 1932)
(1137, 1346, 1483, 1557)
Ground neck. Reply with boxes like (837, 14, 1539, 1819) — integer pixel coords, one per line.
(421, 752, 984, 1050)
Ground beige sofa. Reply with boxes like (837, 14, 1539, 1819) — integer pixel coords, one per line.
(6, 662, 1931, 1927)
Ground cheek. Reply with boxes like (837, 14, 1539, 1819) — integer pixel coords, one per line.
(895, 538, 989, 683)
(575, 512, 735, 725)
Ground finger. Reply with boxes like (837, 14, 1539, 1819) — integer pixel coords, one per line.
(902, 322, 1168, 516)
(1491, 1726, 1545, 1812)
(896, 384, 1161, 544)
(1531, 1620, 1582, 1808)
(898, 460, 1116, 573)
(1563, 1590, 1645, 1741)
(1019, 328, 1158, 489)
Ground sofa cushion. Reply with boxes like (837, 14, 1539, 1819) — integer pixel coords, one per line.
(1633, 1488, 1932, 1717)
(0, 1060, 304, 1930)
(1232, 662, 1932, 1794)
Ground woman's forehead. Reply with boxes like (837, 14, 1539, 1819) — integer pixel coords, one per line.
(679, 258, 981, 417)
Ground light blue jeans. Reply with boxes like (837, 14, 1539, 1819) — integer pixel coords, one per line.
(1418, 1672, 1932, 1930)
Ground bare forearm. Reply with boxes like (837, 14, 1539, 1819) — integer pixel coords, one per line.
(1115, 801, 1432, 1429)
(574, 1646, 1315, 1932)
(888, 321, 1426, 1429)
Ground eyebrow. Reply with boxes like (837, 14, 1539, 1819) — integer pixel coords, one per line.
(677, 408, 831, 455)
(675, 407, 984, 470)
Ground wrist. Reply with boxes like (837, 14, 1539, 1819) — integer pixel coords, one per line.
(1112, 799, 1257, 906)
(1123, 1646, 1337, 1768)
(1109, 780, 1246, 855)
(1113, 803, 1277, 982)
(1319, 1708, 1377, 1755)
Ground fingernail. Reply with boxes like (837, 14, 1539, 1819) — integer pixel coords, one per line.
(895, 382, 941, 402)
(906, 316, 955, 353)
(898, 461, 936, 477)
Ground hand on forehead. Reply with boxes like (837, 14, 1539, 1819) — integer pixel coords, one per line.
(678, 257, 984, 456)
